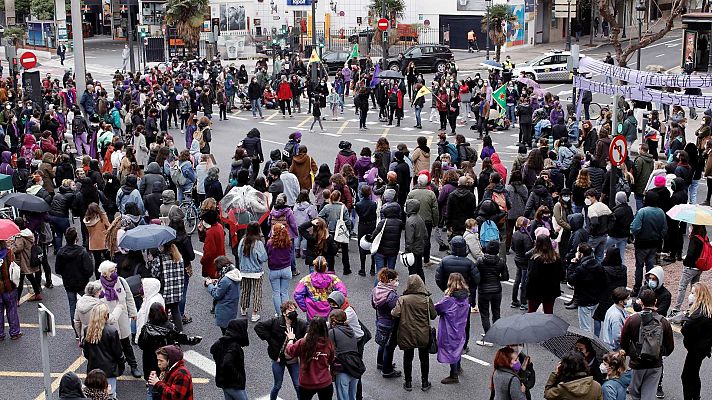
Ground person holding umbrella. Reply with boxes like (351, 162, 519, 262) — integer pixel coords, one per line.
(489, 346, 527, 399)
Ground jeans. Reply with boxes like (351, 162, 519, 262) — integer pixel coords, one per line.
(403, 347, 429, 384)
(414, 106, 422, 127)
(578, 304, 598, 333)
(66, 290, 79, 328)
(629, 367, 662, 400)
(674, 267, 702, 310)
(512, 261, 528, 304)
(588, 235, 608, 263)
(689, 179, 700, 204)
(179, 273, 189, 315)
(251, 99, 263, 117)
(506, 104, 516, 123)
(271, 360, 300, 400)
(223, 388, 249, 400)
(478, 292, 502, 333)
(48, 215, 70, 252)
(377, 327, 398, 374)
(269, 267, 292, 315)
(634, 247, 657, 295)
(634, 193, 644, 212)
(334, 372, 358, 400)
(606, 236, 627, 264)
(373, 253, 397, 269)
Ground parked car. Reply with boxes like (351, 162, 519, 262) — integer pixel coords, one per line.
(317, 51, 351, 74)
(383, 44, 453, 74)
(349, 28, 375, 44)
(512, 50, 591, 82)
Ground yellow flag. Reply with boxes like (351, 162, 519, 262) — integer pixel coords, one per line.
(414, 85, 431, 102)
(308, 49, 320, 64)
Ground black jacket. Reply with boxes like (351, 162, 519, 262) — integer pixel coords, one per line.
(436, 236, 480, 304)
(55, 244, 93, 292)
(49, 186, 76, 217)
(681, 309, 712, 357)
(569, 255, 607, 306)
(474, 252, 508, 294)
(392, 160, 411, 205)
(593, 262, 627, 321)
(355, 198, 377, 237)
(297, 220, 337, 263)
(511, 230, 533, 265)
(683, 233, 704, 269)
(524, 184, 553, 219)
(248, 82, 262, 100)
(476, 198, 507, 229)
(526, 257, 564, 300)
(205, 176, 224, 203)
(254, 315, 308, 361)
(137, 321, 200, 380)
(211, 319, 249, 389)
(58, 372, 87, 400)
(609, 203, 633, 239)
(371, 203, 403, 257)
(447, 186, 477, 233)
(82, 325, 124, 378)
(241, 128, 264, 162)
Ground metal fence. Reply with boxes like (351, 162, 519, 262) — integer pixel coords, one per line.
(309, 27, 443, 56)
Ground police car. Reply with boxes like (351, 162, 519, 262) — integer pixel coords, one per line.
(512, 50, 587, 82)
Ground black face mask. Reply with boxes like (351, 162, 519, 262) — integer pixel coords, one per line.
(287, 311, 298, 321)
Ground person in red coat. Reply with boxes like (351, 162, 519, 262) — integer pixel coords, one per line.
(200, 210, 225, 279)
(277, 76, 293, 118)
(149, 345, 194, 400)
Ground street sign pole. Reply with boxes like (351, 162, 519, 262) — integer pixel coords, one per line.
(127, 0, 136, 73)
(38, 303, 56, 400)
(70, 0, 87, 116)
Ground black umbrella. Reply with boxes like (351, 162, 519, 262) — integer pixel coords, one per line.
(539, 326, 611, 359)
(377, 70, 405, 80)
(482, 313, 569, 345)
(2, 193, 50, 212)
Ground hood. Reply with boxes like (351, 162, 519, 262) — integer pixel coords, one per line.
(383, 188, 397, 203)
(405, 199, 420, 215)
(372, 283, 397, 307)
(558, 376, 597, 397)
(403, 274, 429, 296)
(291, 153, 309, 165)
(225, 318, 249, 347)
(76, 295, 103, 314)
(58, 244, 87, 259)
(1, 151, 11, 164)
(225, 268, 242, 282)
(648, 266, 665, 287)
(568, 213, 585, 231)
(450, 235, 467, 257)
(83, 215, 100, 226)
(146, 162, 161, 174)
(23, 134, 36, 147)
(58, 372, 86, 399)
(271, 207, 291, 219)
(491, 153, 502, 165)
(161, 189, 176, 204)
(615, 370, 633, 387)
(151, 181, 163, 193)
(310, 272, 338, 290)
(382, 202, 401, 219)
(453, 186, 473, 198)
(270, 149, 282, 161)
(334, 323, 355, 338)
(533, 184, 549, 197)
(162, 344, 184, 369)
(672, 177, 685, 192)
(247, 128, 260, 139)
(627, 115, 638, 124)
(328, 290, 346, 307)
(142, 278, 161, 300)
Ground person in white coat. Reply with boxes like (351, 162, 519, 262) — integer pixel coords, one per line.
(134, 277, 165, 344)
(97, 260, 142, 378)
(122, 44, 130, 72)
(73, 281, 103, 342)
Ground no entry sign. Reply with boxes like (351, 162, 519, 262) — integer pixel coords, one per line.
(609, 135, 628, 167)
(20, 51, 37, 69)
(377, 18, 389, 31)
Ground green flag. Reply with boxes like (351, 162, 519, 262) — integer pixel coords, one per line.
(348, 43, 359, 60)
(492, 84, 507, 110)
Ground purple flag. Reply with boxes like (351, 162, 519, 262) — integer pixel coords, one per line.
(370, 64, 381, 88)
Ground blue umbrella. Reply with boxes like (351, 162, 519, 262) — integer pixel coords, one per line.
(118, 224, 176, 251)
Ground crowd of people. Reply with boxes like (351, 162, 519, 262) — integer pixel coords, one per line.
(0, 52, 709, 400)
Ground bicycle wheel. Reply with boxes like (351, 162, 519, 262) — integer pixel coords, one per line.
(588, 103, 602, 120)
(182, 204, 198, 234)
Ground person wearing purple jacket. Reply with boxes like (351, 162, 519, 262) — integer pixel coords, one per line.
(435, 272, 470, 384)
(269, 194, 299, 275)
(334, 141, 357, 175)
(549, 101, 564, 126)
(353, 147, 373, 184)
(266, 224, 294, 315)
(342, 66, 352, 96)
(371, 268, 402, 378)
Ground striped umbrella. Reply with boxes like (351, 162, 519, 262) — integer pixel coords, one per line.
(666, 204, 712, 225)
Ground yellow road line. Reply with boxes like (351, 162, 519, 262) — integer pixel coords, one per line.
(18, 292, 33, 305)
(296, 115, 311, 129)
(0, 370, 209, 383)
(35, 356, 84, 400)
(381, 127, 390, 139)
(3, 323, 75, 330)
(336, 121, 349, 135)
(263, 111, 280, 122)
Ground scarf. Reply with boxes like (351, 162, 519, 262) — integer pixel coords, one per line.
(99, 275, 122, 302)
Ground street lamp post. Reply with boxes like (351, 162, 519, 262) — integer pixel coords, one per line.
(565, 0, 572, 51)
(125, 1, 136, 72)
(636, 0, 645, 70)
(485, 0, 491, 60)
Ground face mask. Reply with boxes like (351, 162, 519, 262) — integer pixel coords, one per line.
(512, 360, 522, 372)
(443, 161, 449, 167)
(689, 293, 696, 304)
(584, 198, 592, 206)
(109, 271, 118, 280)
(648, 280, 658, 289)
(287, 310, 298, 321)
(625, 298, 633, 308)
(562, 196, 571, 202)
(393, 280, 400, 287)
(599, 364, 608, 374)
(542, 215, 551, 221)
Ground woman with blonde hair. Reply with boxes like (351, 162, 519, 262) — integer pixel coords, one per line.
(436, 273, 470, 385)
(680, 282, 712, 400)
(266, 223, 293, 315)
(81, 303, 124, 398)
(601, 350, 631, 400)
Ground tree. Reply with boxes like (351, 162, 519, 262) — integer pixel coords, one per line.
(166, 0, 209, 47)
(30, 0, 55, 20)
(599, 0, 686, 68)
(368, 0, 406, 52)
(481, 4, 519, 62)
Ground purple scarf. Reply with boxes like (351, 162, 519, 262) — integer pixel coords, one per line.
(100, 275, 122, 302)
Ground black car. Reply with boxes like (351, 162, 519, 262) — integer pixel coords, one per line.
(319, 51, 351, 74)
(384, 45, 454, 74)
(348, 28, 375, 44)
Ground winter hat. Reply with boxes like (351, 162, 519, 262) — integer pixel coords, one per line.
(383, 188, 397, 203)
(293, 131, 302, 140)
(534, 227, 550, 239)
(615, 191, 628, 206)
(654, 175, 666, 187)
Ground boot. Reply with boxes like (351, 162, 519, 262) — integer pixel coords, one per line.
(440, 375, 459, 384)
(358, 268, 366, 277)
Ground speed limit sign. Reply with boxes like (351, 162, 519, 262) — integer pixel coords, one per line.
(609, 135, 628, 167)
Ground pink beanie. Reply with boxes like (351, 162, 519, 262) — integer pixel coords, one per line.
(654, 175, 666, 187)
(534, 227, 550, 238)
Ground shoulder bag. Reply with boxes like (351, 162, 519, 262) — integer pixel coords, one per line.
(334, 204, 350, 244)
(426, 296, 438, 354)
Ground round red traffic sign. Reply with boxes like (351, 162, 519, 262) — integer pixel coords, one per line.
(19, 51, 37, 69)
(609, 135, 628, 167)
(377, 18, 389, 31)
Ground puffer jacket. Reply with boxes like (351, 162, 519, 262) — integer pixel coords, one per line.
(392, 275, 436, 350)
(254, 315, 308, 361)
(506, 182, 528, 221)
(139, 162, 167, 196)
(334, 149, 357, 174)
(524, 184, 553, 219)
(587, 201, 613, 237)
(435, 236, 480, 304)
(404, 199, 428, 256)
(371, 203, 403, 257)
(569, 255, 608, 307)
(241, 128, 264, 161)
(354, 197, 377, 237)
(49, 185, 76, 217)
(208, 269, 243, 328)
(474, 245, 509, 294)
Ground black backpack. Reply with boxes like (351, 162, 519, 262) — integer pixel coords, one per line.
(30, 243, 43, 268)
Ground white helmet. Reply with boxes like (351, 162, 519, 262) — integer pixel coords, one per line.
(359, 236, 372, 251)
(400, 252, 415, 268)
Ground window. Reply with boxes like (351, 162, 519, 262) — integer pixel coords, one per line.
(409, 47, 422, 57)
(537, 56, 554, 66)
(420, 46, 434, 54)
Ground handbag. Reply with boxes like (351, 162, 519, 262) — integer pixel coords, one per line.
(9, 261, 20, 287)
(334, 204, 350, 244)
(426, 296, 438, 354)
(369, 221, 386, 255)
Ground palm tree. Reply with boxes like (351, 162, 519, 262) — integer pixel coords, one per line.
(481, 4, 519, 62)
(368, 0, 406, 46)
(166, 0, 209, 48)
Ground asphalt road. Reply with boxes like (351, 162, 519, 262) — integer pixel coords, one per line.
(2, 31, 709, 400)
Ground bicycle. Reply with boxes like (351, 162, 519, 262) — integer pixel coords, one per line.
(179, 192, 199, 234)
(565, 95, 604, 121)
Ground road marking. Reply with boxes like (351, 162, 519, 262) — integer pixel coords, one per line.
(18, 292, 33, 305)
(655, 54, 665, 58)
(0, 371, 209, 383)
(296, 115, 311, 129)
(263, 112, 280, 122)
(382, 127, 391, 138)
(194, 249, 203, 256)
(4, 323, 75, 330)
(183, 350, 216, 376)
(226, 115, 248, 121)
(462, 354, 491, 366)
(336, 121, 350, 135)
(259, 121, 277, 126)
(34, 356, 85, 400)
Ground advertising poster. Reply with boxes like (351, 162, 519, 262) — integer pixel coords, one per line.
(683, 30, 697, 68)
(220, 4, 246, 32)
(507, 5, 526, 46)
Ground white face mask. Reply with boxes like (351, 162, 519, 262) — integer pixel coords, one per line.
(584, 198, 592, 206)
(689, 293, 696, 304)
(624, 298, 633, 308)
(599, 364, 608, 374)
(562, 196, 571, 202)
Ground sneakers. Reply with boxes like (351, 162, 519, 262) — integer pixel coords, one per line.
(440, 376, 459, 384)
(382, 370, 402, 378)
(656, 387, 665, 398)
(476, 334, 493, 347)
(519, 304, 528, 311)
(130, 367, 142, 378)
(403, 381, 413, 391)
(470, 306, 479, 313)
(511, 301, 521, 308)
(251, 314, 261, 322)
(421, 381, 432, 391)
